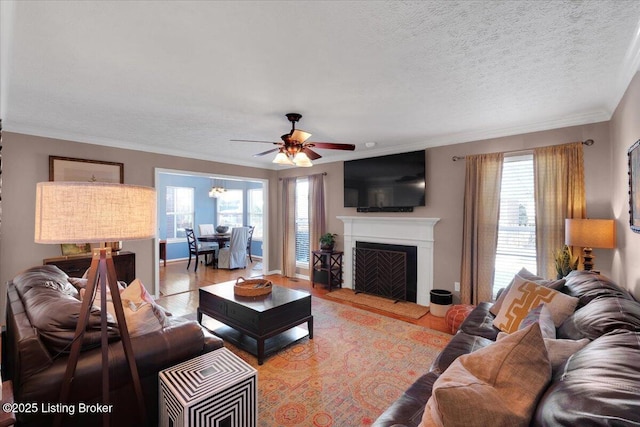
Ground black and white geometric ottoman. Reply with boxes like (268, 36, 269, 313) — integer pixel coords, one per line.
(159, 348, 257, 427)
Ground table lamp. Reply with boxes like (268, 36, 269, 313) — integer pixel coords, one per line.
(565, 218, 616, 272)
(35, 181, 156, 426)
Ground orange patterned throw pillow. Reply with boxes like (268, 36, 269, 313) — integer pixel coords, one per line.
(492, 275, 578, 333)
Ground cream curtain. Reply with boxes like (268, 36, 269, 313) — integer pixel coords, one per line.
(460, 153, 504, 305)
(534, 142, 586, 278)
(282, 177, 297, 277)
(308, 174, 326, 263)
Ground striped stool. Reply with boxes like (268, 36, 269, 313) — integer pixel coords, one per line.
(445, 304, 475, 334)
(159, 348, 257, 427)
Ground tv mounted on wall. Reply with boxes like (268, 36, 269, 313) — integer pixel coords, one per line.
(344, 150, 426, 212)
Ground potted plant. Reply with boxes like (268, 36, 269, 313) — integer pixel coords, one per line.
(319, 233, 337, 251)
(554, 244, 579, 279)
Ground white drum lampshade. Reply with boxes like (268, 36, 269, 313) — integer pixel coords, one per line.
(35, 181, 156, 244)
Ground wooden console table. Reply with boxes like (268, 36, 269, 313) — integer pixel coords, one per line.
(44, 251, 136, 284)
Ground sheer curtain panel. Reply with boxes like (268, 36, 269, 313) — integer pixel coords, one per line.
(282, 177, 297, 277)
(308, 173, 326, 266)
(534, 142, 586, 278)
(460, 153, 504, 305)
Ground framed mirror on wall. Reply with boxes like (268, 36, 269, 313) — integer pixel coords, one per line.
(629, 139, 640, 233)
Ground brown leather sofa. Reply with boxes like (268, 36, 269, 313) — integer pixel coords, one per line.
(3, 265, 224, 427)
(373, 270, 640, 426)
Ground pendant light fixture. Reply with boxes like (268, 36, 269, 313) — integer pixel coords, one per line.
(208, 178, 227, 198)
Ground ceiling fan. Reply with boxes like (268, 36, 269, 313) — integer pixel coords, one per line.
(231, 113, 356, 167)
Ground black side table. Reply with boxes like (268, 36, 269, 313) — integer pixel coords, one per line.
(311, 250, 343, 291)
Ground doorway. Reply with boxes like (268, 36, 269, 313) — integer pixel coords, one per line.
(153, 168, 268, 297)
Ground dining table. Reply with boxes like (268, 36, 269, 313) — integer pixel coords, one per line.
(197, 233, 232, 246)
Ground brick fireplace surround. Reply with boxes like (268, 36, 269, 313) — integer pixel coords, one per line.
(338, 216, 440, 307)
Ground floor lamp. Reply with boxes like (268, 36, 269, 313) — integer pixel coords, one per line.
(565, 218, 616, 272)
(34, 181, 156, 426)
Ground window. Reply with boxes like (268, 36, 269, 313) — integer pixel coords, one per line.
(166, 186, 194, 239)
(493, 154, 537, 297)
(295, 178, 309, 264)
(248, 188, 263, 239)
(217, 189, 243, 228)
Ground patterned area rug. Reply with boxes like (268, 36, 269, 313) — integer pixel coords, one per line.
(324, 288, 430, 319)
(200, 297, 450, 426)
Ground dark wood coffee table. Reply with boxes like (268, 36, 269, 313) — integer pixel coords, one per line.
(198, 280, 313, 365)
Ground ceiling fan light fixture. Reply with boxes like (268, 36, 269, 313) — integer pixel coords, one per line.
(293, 151, 313, 167)
(234, 113, 355, 166)
(273, 150, 294, 165)
(291, 129, 312, 143)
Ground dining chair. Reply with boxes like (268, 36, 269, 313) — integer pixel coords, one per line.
(185, 228, 217, 271)
(197, 223, 218, 253)
(198, 224, 215, 236)
(218, 227, 250, 269)
(246, 225, 255, 262)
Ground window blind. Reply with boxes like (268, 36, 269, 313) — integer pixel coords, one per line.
(494, 154, 537, 296)
(295, 178, 310, 263)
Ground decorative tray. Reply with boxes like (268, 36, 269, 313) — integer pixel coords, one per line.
(234, 277, 273, 297)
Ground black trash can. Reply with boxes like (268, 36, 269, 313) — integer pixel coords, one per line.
(430, 289, 453, 317)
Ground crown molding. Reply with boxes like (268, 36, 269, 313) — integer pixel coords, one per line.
(5, 107, 612, 170)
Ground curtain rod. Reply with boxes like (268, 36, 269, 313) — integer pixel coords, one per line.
(451, 139, 594, 162)
(279, 172, 327, 181)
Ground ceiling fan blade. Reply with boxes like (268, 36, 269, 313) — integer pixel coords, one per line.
(311, 142, 356, 151)
(302, 147, 322, 160)
(253, 148, 280, 157)
(291, 129, 312, 143)
(231, 139, 279, 144)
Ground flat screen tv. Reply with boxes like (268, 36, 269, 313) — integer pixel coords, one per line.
(344, 150, 426, 211)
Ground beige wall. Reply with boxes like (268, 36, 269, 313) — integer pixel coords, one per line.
(610, 71, 640, 299)
(0, 133, 277, 316)
(0, 105, 625, 317)
(275, 121, 612, 302)
(427, 121, 613, 302)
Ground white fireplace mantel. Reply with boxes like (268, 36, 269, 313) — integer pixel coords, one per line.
(337, 216, 440, 306)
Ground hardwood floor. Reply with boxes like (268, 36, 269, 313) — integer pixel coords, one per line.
(156, 258, 451, 334)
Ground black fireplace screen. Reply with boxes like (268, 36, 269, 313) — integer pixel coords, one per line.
(353, 247, 407, 302)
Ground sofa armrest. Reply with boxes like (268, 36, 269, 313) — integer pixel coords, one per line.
(132, 316, 221, 376)
(429, 331, 494, 374)
(202, 327, 225, 352)
(17, 317, 216, 404)
(4, 283, 54, 385)
(458, 302, 500, 340)
(372, 372, 438, 427)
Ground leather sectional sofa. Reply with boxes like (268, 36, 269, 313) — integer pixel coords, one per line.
(373, 270, 640, 426)
(3, 265, 223, 426)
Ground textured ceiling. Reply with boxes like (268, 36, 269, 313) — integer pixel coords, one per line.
(2, 1, 640, 169)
